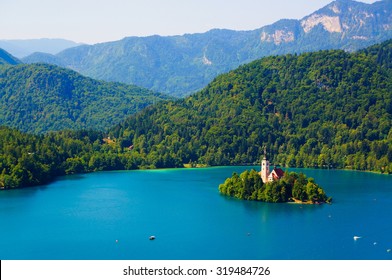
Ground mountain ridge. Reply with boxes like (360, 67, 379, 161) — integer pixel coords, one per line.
(0, 48, 21, 65)
(23, 0, 392, 96)
(0, 38, 83, 58)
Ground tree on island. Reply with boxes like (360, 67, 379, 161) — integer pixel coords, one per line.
(219, 169, 331, 204)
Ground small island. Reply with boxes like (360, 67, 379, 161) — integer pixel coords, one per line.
(219, 150, 332, 204)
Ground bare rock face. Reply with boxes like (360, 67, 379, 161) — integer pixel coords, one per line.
(301, 14, 342, 33)
(260, 30, 295, 45)
(260, 0, 392, 47)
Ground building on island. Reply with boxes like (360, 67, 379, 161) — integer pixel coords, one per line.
(260, 147, 284, 183)
(268, 168, 284, 182)
(260, 150, 270, 183)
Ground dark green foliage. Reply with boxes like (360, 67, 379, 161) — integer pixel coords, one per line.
(22, 1, 392, 97)
(289, 172, 330, 203)
(218, 170, 264, 201)
(219, 170, 330, 203)
(0, 126, 140, 189)
(0, 64, 170, 133)
(111, 40, 392, 173)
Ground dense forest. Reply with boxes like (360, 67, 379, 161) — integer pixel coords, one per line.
(0, 63, 170, 133)
(0, 126, 142, 189)
(110, 40, 392, 173)
(218, 169, 330, 203)
(1, 40, 392, 189)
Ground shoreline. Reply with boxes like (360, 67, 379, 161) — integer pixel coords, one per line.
(1, 164, 390, 191)
(288, 198, 314, 205)
(288, 198, 324, 205)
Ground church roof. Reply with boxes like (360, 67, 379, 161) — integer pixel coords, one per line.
(270, 167, 284, 179)
(273, 168, 284, 177)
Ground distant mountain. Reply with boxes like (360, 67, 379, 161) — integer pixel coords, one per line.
(22, 52, 64, 65)
(0, 39, 83, 58)
(0, 63, 169, 134)
(0, 48, 20, 65)
(23, 0, 392, 97)
(109, 39, 392, 173)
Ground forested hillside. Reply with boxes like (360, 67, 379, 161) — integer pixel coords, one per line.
(110, 40, 392, 173)
(0, 64, 169, 133)
(1, 40, 392, 190)
(0, 127, 133, 189)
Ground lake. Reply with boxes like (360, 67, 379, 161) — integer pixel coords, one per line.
(0, 167, 391, 260)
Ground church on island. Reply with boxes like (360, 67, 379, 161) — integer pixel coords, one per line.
(260, 149, 284, 183)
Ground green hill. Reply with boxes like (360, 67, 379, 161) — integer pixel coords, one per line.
(109, 40, 392, 173)
(0, 63, 169, 133)
(0, 48, 20, 65)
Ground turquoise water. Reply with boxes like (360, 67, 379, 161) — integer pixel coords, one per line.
(0, 167, 391, 260)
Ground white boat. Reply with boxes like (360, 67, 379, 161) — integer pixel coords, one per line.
(353, 236, 361, 241)
(149, 236, 156, 240)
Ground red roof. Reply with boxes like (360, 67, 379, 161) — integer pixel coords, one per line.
(271, 168, 284, 178)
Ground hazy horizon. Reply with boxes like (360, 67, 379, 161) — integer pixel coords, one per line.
(0, 0, 379, 44)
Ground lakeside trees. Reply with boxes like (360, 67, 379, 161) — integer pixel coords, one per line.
(0, 127, 115, 189)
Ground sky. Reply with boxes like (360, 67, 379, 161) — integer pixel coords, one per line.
(0, 0, 379, 44)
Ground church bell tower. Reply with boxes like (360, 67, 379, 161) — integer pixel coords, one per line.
(261, 146, 270, 183)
